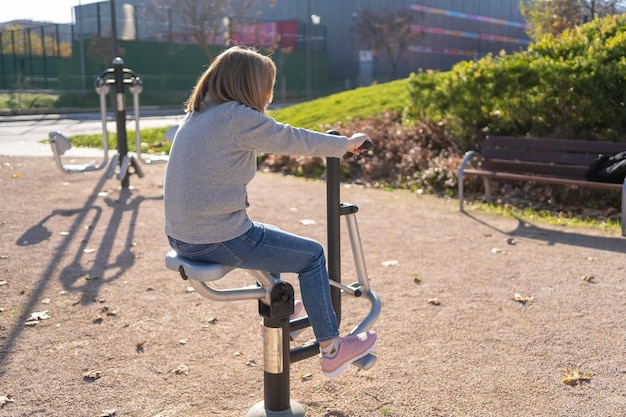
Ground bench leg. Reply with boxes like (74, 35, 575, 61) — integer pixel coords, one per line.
(484, 178, 494, 202)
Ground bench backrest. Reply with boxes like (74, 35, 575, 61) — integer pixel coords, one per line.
(482, 136, 626, 179)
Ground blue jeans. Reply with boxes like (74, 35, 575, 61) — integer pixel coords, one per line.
(167, 222, 340, 342)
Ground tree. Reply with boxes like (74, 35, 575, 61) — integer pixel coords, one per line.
(147, 0, 266, 60)
(1, 25, 72, 57)
(87, 36, 126, 67)
(520, 0, 626, 40)
(353, 9, 422, 81)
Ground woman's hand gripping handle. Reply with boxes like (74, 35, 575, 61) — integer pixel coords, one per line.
(347, 133, 373, 155)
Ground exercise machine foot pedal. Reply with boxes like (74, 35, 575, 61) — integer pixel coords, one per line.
(352, 353, 377, 370)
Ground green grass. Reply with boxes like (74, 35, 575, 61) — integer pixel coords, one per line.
(66, 127, 172, 155)
(268, 79, 409, 130)
(473, 202, 622, 234)
(0, 93, 59, 110)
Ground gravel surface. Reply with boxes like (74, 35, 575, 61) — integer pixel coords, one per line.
(1, 156, 625, 417)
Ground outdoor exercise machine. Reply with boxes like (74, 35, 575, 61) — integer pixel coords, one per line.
(49, 57, 167, 188)
(165, 134, 381, 417)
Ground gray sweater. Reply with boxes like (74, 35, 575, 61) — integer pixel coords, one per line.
(163, 98, 350, 244)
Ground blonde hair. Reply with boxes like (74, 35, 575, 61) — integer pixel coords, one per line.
(185, 46, 276, 114)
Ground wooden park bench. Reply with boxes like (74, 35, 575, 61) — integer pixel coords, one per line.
(457, 136, 626, 236)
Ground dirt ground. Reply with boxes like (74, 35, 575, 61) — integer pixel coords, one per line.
(1, 155, 625, 417)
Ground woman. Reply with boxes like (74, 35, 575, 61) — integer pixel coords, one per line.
(163, 46, 377, 377)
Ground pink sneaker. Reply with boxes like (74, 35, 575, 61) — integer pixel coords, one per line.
(292, 299, 304, 318)
(319, 330, 377, 377)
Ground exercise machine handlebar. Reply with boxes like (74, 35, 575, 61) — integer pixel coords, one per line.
(128, 76, 168, 165)
(48, 76, 113, 174)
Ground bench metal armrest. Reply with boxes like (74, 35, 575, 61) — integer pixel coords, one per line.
(458, 150, 483, 211)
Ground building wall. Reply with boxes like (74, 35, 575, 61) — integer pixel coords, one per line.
(256, 0, 527, 86)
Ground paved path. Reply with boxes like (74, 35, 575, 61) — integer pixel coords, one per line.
(0, 108, 184, 157)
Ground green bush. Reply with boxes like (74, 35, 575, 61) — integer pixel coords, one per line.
(406, 14, 626, 147)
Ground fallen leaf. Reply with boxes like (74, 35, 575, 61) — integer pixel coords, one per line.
(582, 275, 595, 283)
(562, 368, 592, 385)
(26, 311, 50, 323)
(513, 293, 534, 304)
(381, 260, 399, 267)
(179, 339, 188, 345)
(427, 298, 441, 306)
(0, 394, 15, 408)
(246, 360, 257, 367)
(186, 287, 195, 293)
(300, 219, 317, 226)
(491, 247, 506, 254)
(171, 365, 189, 375)
(83, 370, 102, 380)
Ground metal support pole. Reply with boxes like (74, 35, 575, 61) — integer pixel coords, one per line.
(247, 282, 305, 417)
(305, 0, 312, 99)
(326, 156, 343, 325)
(326, 130, 342, 325)
(110, 0, 119, 58)
(112, 57, 129, 188)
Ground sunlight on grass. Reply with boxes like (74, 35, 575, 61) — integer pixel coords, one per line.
(0, 93, 59, 110)
(268, 79, 409, 130)
(57, 127, 172, 155)
(471, 202, 621, 233)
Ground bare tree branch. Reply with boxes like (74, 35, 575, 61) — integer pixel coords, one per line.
(353, 9, 421, 79)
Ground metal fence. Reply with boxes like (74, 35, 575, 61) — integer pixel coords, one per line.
(0, 23, 73, 89)
(0, 2, 326, 92)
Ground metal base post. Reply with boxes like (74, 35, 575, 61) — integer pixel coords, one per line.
(248, 282, 306, 417)
(245, 400, 306, 417)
